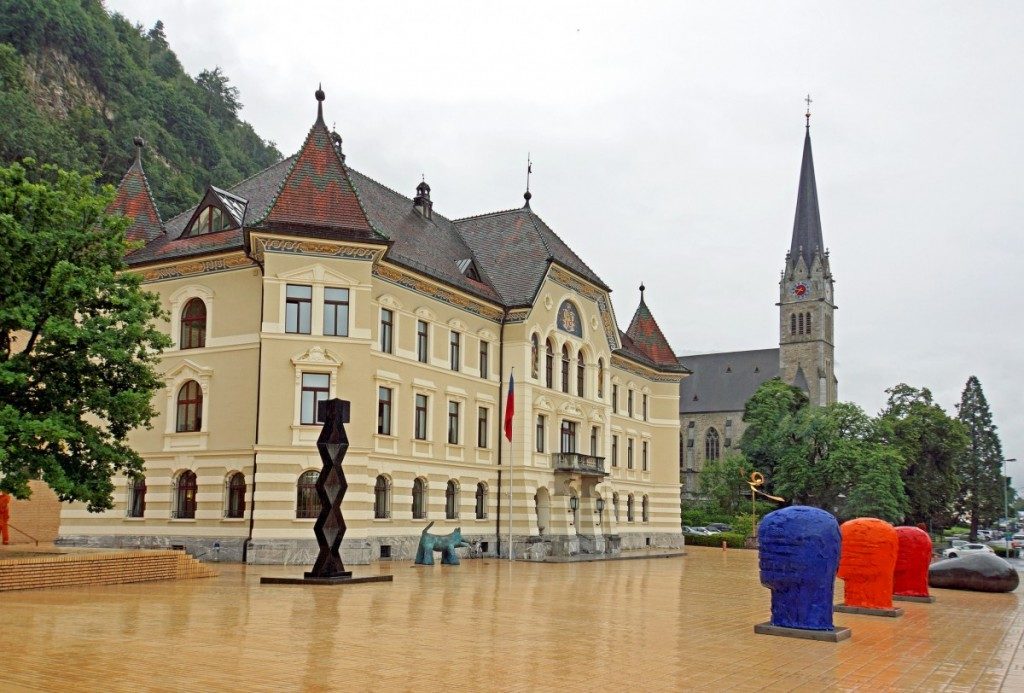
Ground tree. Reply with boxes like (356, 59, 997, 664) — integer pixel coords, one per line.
(955, 376, 1005, 539)
(738, 377, 808, 485)
(0, 160, 169, 511)
(878, 384, 968, 528)
(698, 453, 749, 514)
(196, 66, 242, 119)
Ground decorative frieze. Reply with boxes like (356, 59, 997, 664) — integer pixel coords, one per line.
(611, 354, 683, 384)
(257, 237, 383, 262)
(548, 265, 618, 350)
(373, 264, 504, 322)
(141, 254, 254, 283)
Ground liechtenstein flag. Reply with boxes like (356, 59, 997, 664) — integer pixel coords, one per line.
(504, 372, 515, 442)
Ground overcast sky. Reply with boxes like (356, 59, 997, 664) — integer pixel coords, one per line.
(109, 1, 1024, 492)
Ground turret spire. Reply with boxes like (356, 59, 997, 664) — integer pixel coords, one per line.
(789, 116, 824, 272)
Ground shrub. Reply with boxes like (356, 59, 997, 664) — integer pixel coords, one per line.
(684, 532, 749, 549)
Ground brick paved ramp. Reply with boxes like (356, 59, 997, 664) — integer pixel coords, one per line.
(0, 548, 216, 591)
(0, 546, 1021, 690)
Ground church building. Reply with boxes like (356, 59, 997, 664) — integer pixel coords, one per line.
(57, 88, 687, 563)
(679, 117, 838, 498)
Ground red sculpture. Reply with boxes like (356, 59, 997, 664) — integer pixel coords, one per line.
(838, 518, 898, 609)
(893, 526, 932, 598)
(0, 493, 10, 545)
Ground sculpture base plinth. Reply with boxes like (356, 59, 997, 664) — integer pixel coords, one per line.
(754, 622, 851, 642)
(892, 594, 935, 603)
(834, 603, 903, 617)
(261, 575, 393, 586)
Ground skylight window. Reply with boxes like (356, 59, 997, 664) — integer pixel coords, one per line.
(182, 186, 248, 238)
(188, 205, 233, 236)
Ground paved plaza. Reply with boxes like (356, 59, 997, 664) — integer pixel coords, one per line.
(1, 546, 1022, 691)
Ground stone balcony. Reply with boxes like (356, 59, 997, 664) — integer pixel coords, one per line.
(551, 452, 608, 477)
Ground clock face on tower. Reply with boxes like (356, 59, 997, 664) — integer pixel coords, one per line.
(790, 282, 810, 300)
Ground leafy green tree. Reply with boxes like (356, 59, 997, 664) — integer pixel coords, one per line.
(698, 453, 749, 514)
(738, 377, 808, 484)
(196, 66, 242, 119)
(955, 376, 1005, 539)
(0, 160, 170, 511)
(878, 384, 968, 528)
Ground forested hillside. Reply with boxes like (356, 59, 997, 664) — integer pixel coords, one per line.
(0, 0, 281, 216)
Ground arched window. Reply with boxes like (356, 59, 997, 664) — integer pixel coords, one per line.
(577, 352, 585, 397)
(174, 470, 197, 519)
(175, 381, 203, 433)
(445, 480, 459, 520)
(612, 492, 620, 522)
(798, 313, 804, 334)
(627, 494, 635, 523)
(790, 313, 796, 336)
(180, 298, 207, 349)
(225, 472, 245, 519)
(374, 475, 391, 519)
(475, 482, 488, 519)
(805, 312, 812, 334)
(545, 339, 554, 388)
(597, 358, 605, 399)
(561, 345, 571, 393)
(531, 334, 540, 379)
(642, 495, 650, 523)
(296, 470, 318, 519)
(127, 476, 146, 518)
(412, 478, 428, 519)
(705, 428, 720, 461)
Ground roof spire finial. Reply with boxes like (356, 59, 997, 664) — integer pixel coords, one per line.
(315, 83, 325, 122)
(523, 153, 532, 208)
(132, 135, 145, 165)
(804, 93, 812, 130)
(639, 282, 646, 301)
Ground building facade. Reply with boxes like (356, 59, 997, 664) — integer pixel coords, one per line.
(58, 89, 687, 563)
(680, 123, 837, 498)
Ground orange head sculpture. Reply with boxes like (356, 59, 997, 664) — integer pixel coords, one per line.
(838, 518, 898, 609)
(893, 526, 932, 597)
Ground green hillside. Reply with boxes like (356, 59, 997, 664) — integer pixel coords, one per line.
(0, 0, 281, 216)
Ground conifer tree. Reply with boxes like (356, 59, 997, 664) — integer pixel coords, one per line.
(955, 376, 1005, 539)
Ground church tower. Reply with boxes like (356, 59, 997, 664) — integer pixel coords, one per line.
(778, 109, 837, 406)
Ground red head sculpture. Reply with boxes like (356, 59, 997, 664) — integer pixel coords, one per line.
(893, 526, 932, 597)
(838, 518, 898, 609)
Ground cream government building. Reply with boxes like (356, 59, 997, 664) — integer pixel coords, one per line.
(58, 88, 689, 563)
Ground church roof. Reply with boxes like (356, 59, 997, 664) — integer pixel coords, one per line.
(455, 206, 608, 307)
(678, 348, 779, 414)
(624, 288, 684, 369)
(109, 144, 163, 244)
(789, 128, 825, 270)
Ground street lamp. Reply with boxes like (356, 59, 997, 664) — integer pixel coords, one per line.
(1004, 458, 1017, 553)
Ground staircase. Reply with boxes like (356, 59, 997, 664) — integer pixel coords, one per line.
(0, 549, 217, 592)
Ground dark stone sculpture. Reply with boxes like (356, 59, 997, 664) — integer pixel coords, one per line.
(928, 553, 1020, 593)
(756, 506, 849, 640)
(893, 526, 934, 602)
(415, 521, 470, 565)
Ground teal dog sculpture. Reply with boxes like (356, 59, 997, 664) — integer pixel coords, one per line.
(415, 521, 470, 565)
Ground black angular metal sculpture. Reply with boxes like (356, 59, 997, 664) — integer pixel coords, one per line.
(261, 398, 392, 587)
(308, 398, 351, 579)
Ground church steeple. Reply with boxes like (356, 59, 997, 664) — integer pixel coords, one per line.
(788, 127, 825, 273)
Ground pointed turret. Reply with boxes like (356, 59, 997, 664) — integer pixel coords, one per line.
(255, 86, 379, 239)
(624, 284, 681, 368)
(789, 128, 825, 272)
(109, 136, 164, 244)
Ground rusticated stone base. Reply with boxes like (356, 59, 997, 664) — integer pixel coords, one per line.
(834, 604, 904, 617)
(754, 622, 852, 642)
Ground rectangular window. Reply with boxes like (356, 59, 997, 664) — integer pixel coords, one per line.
(380, 308, 394, 354)
(590, 426, 598, 456)
(611, 435, 618, 467)
(479, 340, 489, 379)
(416, 320, 429, 363)
(627, 390, 634, 417)
(612, 384, 619, 414)
(450, 331, 461, 371)
(627, 438, 635, 469)
(477, 407, 489, 448)
(415, 394, 428, 440)
(285, 284, 312, 334)
(536, 415, 546, 453)
(560, 420, 577, 453)
(300, 373, 330, 424)
(642, 441, 649, 471)
(447, 401, 460, 445)
(377, 386, 393, 435)
(642, 394, 648, 421)
(323, 287, 349, 337)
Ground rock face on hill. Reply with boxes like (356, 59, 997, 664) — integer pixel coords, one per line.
(928, 553, 1019, 593)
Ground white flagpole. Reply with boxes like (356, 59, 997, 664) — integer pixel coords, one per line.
(508, 367, 514, 562)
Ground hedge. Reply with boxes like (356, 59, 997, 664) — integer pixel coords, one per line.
(684, 532, 749, 549)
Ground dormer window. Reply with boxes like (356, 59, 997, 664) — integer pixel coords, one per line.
(183, 186, 247, 237)
(456, 258, 482, 282)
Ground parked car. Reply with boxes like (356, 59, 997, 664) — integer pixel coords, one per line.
(977, 530, 994, 540)
(683, 526, 712, 536)
(942, 543, 994, 559)
(706, 523, 733, 533)
(1012, 534, 1024, 549)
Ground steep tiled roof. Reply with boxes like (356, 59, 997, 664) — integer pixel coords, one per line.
(625, 290, 681, 368)
(109, 152, 163, 244)
(678, 349, 780, 414)
(455, 207, 608, 306)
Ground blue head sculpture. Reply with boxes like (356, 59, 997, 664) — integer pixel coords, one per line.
(759, 505, 841, 631)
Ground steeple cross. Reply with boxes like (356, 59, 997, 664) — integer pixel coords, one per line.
(804, 94, 813, 128)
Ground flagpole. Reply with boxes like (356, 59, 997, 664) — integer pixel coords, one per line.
(508, 367, 514, 562)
